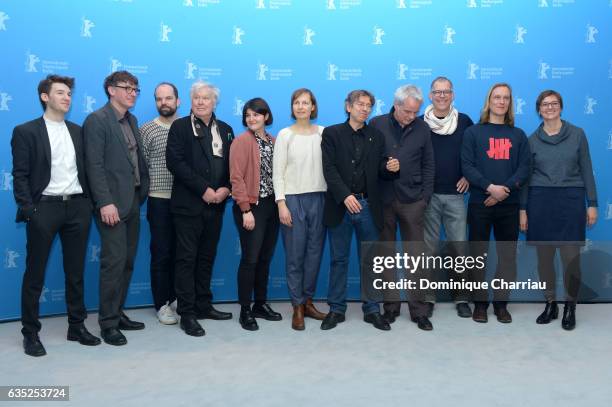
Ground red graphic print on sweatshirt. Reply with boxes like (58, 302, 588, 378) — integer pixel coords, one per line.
(486, 137, 512, 160)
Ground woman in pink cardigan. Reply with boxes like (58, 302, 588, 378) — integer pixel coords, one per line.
(229, 98, 282, 331)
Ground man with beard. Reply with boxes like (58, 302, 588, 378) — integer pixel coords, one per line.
(141, 82, 181, 325)
(166, 81, 234, 337)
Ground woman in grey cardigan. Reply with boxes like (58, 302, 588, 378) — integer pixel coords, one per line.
(519, 90, 598, 330)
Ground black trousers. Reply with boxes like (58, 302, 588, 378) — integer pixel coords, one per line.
(379, 199, 429, 318)
(536, 245, 581, 302)
(468, 203, 519, 306)
(21, 197, 92, 336)
(233, 197, 279, 307)
(147, 197, 176, 311)
(96, 193, 140, 330)
(173, 204, 224, 317)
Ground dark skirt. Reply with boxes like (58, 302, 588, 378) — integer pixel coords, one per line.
(526, 186, 586, 245)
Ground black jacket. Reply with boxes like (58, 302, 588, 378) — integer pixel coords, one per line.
(11, 117, 90, 222)
(370, 112, 435, 204)
(166, 114, 234, 216)
(321, 121, 393, 230)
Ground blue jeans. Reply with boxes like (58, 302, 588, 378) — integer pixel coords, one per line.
(327, 198, 380, 315)
(423, 193, 468, 303)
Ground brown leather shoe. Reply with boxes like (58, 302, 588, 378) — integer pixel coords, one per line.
(292, 305, 305, 331)
(304, 298, 327, 320)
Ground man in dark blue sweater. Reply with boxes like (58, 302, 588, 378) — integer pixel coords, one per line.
(461, 82, 530, 324)
(421, 76, 474, 319)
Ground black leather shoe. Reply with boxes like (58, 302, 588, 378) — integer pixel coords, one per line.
(411, 316, 433, 331)
(382, 310, 398, 324)
(101, 328, 127, 346)
(472, 303, 488, 323)
(252, 303, 282, 321)
(67, 325, 101, 346)
(180, 317, 205, 337)
(320, 312, 345, 330)
(364, 312, 391, 331)
(239, 308, 259, 331)
(456, 303, 472, 318)
(23, 334, 46, 357)
(427, 302, 435, 318)
(562, 302, 576, 331)
(197, 306, 232, 320)
(536, 301, 559, 324)
(494, 306, 512, 323)
(118, 313, 145, 330)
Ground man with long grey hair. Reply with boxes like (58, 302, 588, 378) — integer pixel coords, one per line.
(166, 81, 235, 337)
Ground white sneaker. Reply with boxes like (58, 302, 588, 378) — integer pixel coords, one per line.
(157, 303, 178, 325)
(170, 299, 178, 312)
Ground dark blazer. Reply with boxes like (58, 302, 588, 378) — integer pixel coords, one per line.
(83, 102, 149, 219)
(321, 121, 393, 230)
(11, 117, 90, 222)
(370, 112, 435, 205)
(166, 114, 234, 216)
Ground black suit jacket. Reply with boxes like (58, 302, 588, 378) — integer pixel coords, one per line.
(166, 114, 234, 216)
(321, 122, 394, 230)
(11, 117, 90, 222)
(83, 102, 149, 219)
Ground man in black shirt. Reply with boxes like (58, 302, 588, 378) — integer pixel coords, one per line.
(370, 84, 435, 331)
(166, 81, 235, 337)
(321, 89, 399, 331)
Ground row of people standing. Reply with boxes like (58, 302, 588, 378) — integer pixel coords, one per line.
(12, 71, 598, 356)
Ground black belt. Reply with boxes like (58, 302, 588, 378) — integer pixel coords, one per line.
(40, 193, 86, 202)
(352, 192, 368, 199)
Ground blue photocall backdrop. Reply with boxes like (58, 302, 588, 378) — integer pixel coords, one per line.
(0, 0, 610, 321)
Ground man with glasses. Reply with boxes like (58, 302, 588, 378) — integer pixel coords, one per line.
(370, 84, 435, 331)
(420, 77, 474, 319)
(461, 82, 530, 324)
(321, 89, 399, 331)
(84, 70, 150, 345)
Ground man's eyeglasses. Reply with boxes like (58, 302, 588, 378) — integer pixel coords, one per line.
(114, 85, 141, 95)
(431, 90, 453, 96)
(353, 102, 372, 109)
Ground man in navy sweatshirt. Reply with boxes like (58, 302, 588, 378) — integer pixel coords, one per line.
(461, 82, 530, 324)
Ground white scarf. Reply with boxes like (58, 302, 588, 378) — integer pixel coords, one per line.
(423, 104, 459, 135)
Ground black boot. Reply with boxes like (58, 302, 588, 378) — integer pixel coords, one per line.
(536, 301, 558, 324)
(561, 302, 576, 331)
(239, 306, 259, 331)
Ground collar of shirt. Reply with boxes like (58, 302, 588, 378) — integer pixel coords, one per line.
(191, 112, 216, 138)
(110, 103, 130, 123)
(343, 119, 368, 136)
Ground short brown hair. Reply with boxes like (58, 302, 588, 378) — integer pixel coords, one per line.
(535, 89, 563, 117)
(479, 82, 515, 127)
(290, 88, 318, 120)
(37, 74, 74, 111)
(103, 70, 138, 99)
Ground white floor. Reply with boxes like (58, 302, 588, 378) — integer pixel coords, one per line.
(0, 302, 611, 407)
